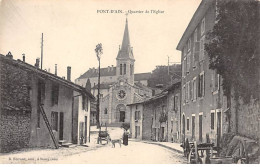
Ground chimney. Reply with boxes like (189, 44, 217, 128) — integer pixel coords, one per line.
(62, 76, 65, 79)
(67, 66, 71, 81)
(55, 64, 57, 75)
(108, 66, 110, 72)
(6, 52, 13, 59)
(22, 53, 25, 62)
(35, 58, 40, 68)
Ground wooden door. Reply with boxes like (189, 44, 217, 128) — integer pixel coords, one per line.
(59, 112, 64, 140)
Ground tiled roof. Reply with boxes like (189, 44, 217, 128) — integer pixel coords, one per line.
(0, 54, 95, 99)
(78, 67, 116, 79)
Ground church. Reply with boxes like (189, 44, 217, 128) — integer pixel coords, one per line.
(75, 18, 155, 126)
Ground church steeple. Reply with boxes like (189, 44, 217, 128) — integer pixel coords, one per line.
(116, 18, 135, 85)
(121, 18, 130, 52)
(117, 18, 134, 60)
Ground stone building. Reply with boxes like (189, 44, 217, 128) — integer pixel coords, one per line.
(176, 0, 228, 145)
(75, 19, 154, 126)
(0, 53, 94, 152)
(128, 81, 181, 142)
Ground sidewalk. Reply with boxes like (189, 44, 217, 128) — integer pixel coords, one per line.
(130, 139, 183, 154)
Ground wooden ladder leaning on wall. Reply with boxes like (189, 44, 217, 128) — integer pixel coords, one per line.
(39, 104, 59, 149)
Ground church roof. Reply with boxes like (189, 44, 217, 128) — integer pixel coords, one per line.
(78, 67, 151, 82)
(92, 82, 115, 89)
(78, 67, 116, 79)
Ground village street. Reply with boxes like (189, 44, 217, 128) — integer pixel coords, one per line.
(0, 140, 186, 164)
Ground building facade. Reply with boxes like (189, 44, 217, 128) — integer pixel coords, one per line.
(75, 19, 153, 126)
(128, 81, 181, 142)
(0, 53, 94, 152)
(177, 0, 228, 145)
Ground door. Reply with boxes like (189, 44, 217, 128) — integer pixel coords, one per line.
(217, 112, 221, 147)
(85, 116, 88, 143)
(120, 111, 125, 122)
(199, 114, 203, 142)
(79, 122, 84, 144)
(161, 127, 164, 141)
(182, 115, 185, 141)
(59, 112, 64, 140)
(192, 116, 195, 140)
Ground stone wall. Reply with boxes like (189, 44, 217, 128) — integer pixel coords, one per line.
(0, 57, 32, 152)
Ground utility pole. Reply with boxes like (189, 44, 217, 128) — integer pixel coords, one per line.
(95, 43, 103, 129)
(41, 33, 43, 69)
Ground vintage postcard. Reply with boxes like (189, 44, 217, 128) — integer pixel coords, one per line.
(0, 0, 259, 164)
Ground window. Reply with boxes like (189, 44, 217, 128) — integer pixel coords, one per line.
(187, 53, 191, 74)
(186, 81, 190, 102)
(201, 17, 205, 35)
(192, 77, 197, 101)
(198, 72, 205, 97)
(124, 64, 126, 74)
(173, 95, 178, 111)
(199, 36, 205, 61)
(82, 95, 86, 110)
(214, 71, 220, 92)
(211, 111, 215, 130)
(188, 38, 191, 51)
(194, 28, 198, 42)
(51, 83, 59, 106)
(182, 84, 186, 105)
(51, 111, 58, 131)
(135, 111, 140, 120)
(120, 64, 122, 75)
(187, 118, 190, 131)
(104, 108, 107, 114)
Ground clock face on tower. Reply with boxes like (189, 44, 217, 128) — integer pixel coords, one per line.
(117, 90, 126, 100)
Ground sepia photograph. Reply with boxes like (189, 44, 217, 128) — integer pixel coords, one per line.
(0, 0, 259, 164)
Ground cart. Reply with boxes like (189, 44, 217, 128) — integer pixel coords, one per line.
(187, 141, 249, 164)
(97, 126, 109, 144)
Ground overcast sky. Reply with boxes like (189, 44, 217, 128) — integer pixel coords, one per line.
(0, 0, 201, 82)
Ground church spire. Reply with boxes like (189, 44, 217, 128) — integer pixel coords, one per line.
(117, 18, 134, 60)
(121, 18, 130, 52)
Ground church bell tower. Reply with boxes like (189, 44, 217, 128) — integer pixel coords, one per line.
(116, 18, 135, 85)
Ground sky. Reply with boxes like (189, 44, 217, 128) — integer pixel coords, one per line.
(0, 0, 201, 82)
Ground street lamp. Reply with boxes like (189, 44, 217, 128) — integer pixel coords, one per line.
(95, 43, 103, 129)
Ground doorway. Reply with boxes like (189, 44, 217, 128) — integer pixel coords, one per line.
(182, 115, 185, 140)
(217, 111, 222, 147)
(199, 114, 203, 142)
(120, 111, 125, 122)
(59, 112, 64, 140)
(85, 116, 88, 143)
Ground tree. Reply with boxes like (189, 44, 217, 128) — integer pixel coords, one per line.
(205, 0, 259, 103)
(85, 78, 91, 92)
(148, 64, 181, 89)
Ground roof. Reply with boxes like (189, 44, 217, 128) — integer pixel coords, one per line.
(134, 72, 151, 81)
(128, 91, 168, 106)
(0, 54, 95, 99)
(117, 18, 134, 60)
(92, 82, 115, 89)
(164, 80, 181, 92)
(176, 0, 214, 50)
(78, 66, 116, 79)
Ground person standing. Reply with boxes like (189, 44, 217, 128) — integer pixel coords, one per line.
(123, 129, 129, 146)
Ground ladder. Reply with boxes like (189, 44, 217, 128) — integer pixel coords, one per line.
(39, 104, 59, 149)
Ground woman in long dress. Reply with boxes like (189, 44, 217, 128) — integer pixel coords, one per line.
(123, 130, 128, 146)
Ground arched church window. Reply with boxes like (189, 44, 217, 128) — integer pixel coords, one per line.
(124, 64, 126, 74)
